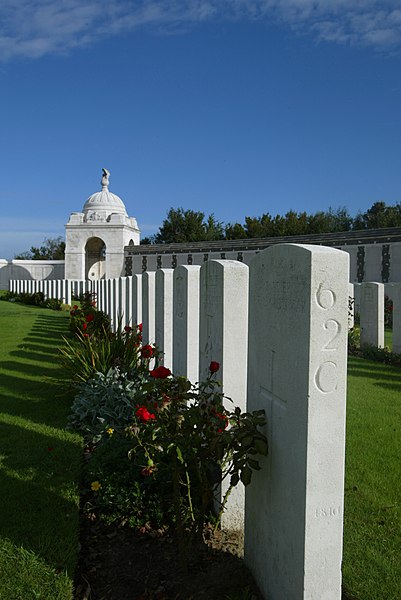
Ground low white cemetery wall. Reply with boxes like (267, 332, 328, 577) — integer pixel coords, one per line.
(0, 259, 65, 290)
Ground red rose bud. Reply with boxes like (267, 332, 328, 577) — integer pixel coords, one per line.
(149, 366, 171, 379)
(209, 361, 220, 374)
(124, 325, 132, 333)
(138, 323, 143, 332)
(85, 313, 94, 322)
(82, 322, 87, 330)
(135, 406, 156, 422)
(141, 344, 154, 359)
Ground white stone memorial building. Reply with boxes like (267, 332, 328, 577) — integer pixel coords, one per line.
(65, 168, 140, 281)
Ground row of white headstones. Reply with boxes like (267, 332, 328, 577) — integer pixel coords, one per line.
(12, 243, 352, 600)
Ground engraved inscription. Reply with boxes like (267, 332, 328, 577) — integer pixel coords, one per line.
(269, 281, 306, 312)
(315, 506, 342, 518)
(314, 361, 338, 394)
(322, 319, 341, 351)
(174, 276, 185, 319)
(364, 287, 373, 302)
(316, 283, 336, 310)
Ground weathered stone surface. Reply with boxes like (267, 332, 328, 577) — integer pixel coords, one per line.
(173, 265, 201, 382)
(245, 244, 349, 600)
(142, 271, 156, 345)
(360, 282, 384, 348)
(199, 259, 249, 533)
(155, 269, 174, 368)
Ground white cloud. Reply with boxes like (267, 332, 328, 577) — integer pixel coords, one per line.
(1, 0, 401, 62)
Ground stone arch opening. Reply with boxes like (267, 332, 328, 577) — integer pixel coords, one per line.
(85, 237, 106, 280)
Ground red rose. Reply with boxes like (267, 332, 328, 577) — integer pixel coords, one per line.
(149, 366, 171, 379)
(209, 361, 220, 374)
(135, 406, 156, 423)
(86, 313, 94, 323)
(73, 305, 78, 310)
(124, 325, 132, 333)
(141, 344, 154, 359)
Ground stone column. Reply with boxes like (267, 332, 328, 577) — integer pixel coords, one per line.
(173, 265, 201, 382)
(199, 259, 249, 533)
(360, 282, 384, 348)
(155, 269, 174, 368)
(245, 244, 349, 600)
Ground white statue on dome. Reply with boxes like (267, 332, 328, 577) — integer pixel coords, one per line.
(101, 168, 110, 188)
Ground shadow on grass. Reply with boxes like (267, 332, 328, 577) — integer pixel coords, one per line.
(348, 357, 401, 383)
(0, 421, 80, 575)
(0, 311, 81, 575)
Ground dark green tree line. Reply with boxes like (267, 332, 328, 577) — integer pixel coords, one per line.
(149, 201, 401, 244)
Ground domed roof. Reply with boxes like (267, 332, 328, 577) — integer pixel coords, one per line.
(82, 169, 127, 221)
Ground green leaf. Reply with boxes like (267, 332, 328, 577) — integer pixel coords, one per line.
(247, 458, 261, 471)
(176, 446, 184, 464)
(254, 438, 268, 456)
(240, 465, 252, 486)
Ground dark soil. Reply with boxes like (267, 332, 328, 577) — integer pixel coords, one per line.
(74, 517, 264, 600)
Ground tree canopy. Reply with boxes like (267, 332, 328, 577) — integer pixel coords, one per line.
(14, 236, 65, 260)
(150, 201, 401, 244)
(153, 207, 224, 244)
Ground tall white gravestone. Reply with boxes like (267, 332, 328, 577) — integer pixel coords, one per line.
(360, 282, 384, 348)
(155, 269, 174, 368)
(199, 259, 249, 533)
(142, 271, 156, 345)
(173, 265, 201, 382)
(245, 244, 349, 600)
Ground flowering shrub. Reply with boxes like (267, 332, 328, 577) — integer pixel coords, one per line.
(69, 292, 111, 337)
(61, 317, 150, 383)
(72, 359, 268, 551)
(68, 367, 151, 443)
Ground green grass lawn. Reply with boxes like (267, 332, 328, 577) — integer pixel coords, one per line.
(0, 298, 400, 599)
(343, 356, 401, 600)
(0, 299, 82, 600)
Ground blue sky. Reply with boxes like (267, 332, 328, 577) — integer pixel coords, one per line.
(1, 1, 401, 258)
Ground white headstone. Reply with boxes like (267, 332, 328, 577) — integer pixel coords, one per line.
(155, 269, 174, 368)
(99, 279, 106, 313)
(132, 274, 142, 327)
(119, 277, 127, 328)
(142, 271, 156, 345)
(360, 282, 384, 348)
(173, 265, 201, 382)
(199, 259, 249, 533)
(107, 279, 115, 330)
(245, 244, 349, 600)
